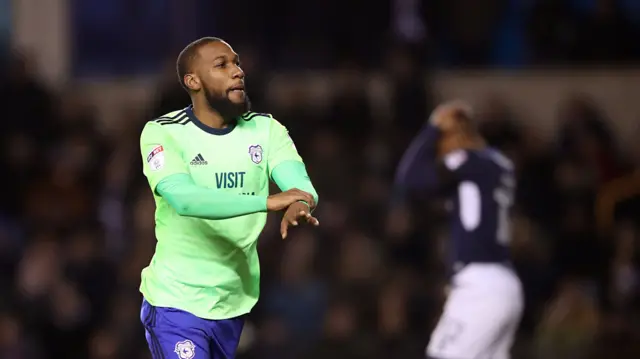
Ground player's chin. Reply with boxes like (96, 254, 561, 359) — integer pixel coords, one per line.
(227, 90, 247, 104)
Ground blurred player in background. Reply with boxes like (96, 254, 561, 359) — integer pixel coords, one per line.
(138, 37, 319, 359)
(395, 101, 523, 359)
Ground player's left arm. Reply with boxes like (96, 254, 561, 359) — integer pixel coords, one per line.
(267, 117, 320, 238)
(267, 118, 319, 209)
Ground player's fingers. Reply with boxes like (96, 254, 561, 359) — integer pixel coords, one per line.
(284, 189, 315, 209)
(289, 189, 314, 206)
(286, 194, 306, 207)
(294, 192, 315, 208)
(298, 211, 319, 226)
(280, 219, 289, 239)
(308, 215, 320, 226)
(302, 193, 315, 208)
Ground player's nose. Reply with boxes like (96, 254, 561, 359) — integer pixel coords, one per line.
(231, 65, 245, 79)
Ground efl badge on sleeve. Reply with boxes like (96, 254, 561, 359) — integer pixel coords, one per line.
(147, 145, 165, 171)
(248, 145, 263, 164)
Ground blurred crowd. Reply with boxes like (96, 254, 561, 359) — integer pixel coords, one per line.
(70, 0, 640, 76)
(1, 52, 639, 359)
(1, 0, 640, 358)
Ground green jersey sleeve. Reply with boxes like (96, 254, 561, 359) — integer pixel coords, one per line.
(140, 122, 189, 192)
(267, 118, 303, 178)
(271, 161, 319, 207)
(156, 174, 268, 219)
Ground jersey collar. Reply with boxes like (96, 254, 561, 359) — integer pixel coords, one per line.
(185, 105, 237, 135)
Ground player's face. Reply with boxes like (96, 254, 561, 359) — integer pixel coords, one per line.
(194, 41, 250, 118)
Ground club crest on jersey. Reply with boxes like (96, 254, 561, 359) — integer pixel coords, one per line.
(249, 145, 263, 164)
(147, 145, 165, 171)
(174, 339, 195, 359)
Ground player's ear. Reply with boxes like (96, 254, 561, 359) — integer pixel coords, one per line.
(184, 73, 201, 91)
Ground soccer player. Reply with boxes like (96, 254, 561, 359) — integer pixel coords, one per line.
(138, 37, 319, 359)
(394, 102, 523, 359)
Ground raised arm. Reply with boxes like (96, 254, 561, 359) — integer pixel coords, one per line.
(394, 122, 443, 195)
(394, 101, 472, 201)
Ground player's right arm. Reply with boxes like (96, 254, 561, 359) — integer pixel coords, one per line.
(395, 121, 443, 192)
(393, 122, 458, 198)
(140, 122, 313, 219)
(393, 103, 468, 201)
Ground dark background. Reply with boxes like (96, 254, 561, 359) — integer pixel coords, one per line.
(1, 0, 640, 358)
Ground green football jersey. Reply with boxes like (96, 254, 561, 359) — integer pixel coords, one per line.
(139, 106, 302, 320)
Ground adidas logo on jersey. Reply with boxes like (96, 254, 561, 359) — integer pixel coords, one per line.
(190, 154, 208, 165)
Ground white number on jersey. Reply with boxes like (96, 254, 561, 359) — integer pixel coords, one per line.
(457, 176, 514, 246)
(459, 181, 482, 231)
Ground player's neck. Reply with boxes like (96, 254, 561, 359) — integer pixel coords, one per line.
(192, 101, 231, 129)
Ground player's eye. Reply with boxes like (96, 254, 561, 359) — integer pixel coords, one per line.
(214, 62, 225, 68)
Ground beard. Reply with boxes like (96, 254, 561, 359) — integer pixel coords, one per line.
(203, 87, 251, 123)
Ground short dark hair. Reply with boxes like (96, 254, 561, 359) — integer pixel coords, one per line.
(176, 37, 223, 92)
(452, 105, 478, 133)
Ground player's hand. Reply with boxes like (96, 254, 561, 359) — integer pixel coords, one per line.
(280, 201, 319, 239)
(267, 189, 315, 212)
(429, 100, 473, 133)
